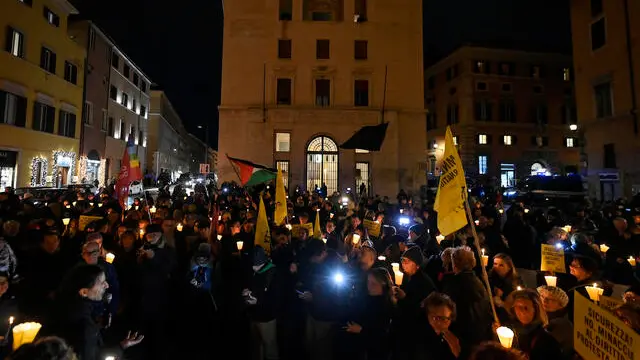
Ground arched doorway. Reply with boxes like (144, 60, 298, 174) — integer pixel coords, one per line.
(306, 136, 339, 195)
(86, 150, 101, 184)
(531, 162, 548, 176)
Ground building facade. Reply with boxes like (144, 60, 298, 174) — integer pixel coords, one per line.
(218, 0, 426, 197)
(148, 90, 190, 181)
(104, 47, 150, 183)
(425, 46, 580, 188)
(569, 0, 640, 200)
(0, 0, 85, 190)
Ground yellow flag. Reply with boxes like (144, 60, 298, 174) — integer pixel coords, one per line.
(433, 126, 468, 235)
(274, 169, 287, 225)
(255, 195, 271, 254)
(314, 211, 322, 239)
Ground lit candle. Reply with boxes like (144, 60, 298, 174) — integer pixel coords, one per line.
(176, 223, 183, 232)
(183, 196, 187, 200)
(12, 322, 42, 350)
(545, 275, 557, 287)
(98, 203, 103, 207)
(391, 262, 400, 273)
(236, 241, 244, 251)
(139, 229, 144, 238)
(585, 283, 604, 302)
(330, 213, 334, 219)
(378, 255, 386, 261)
(89, 202, 94, 207)
(599, 244, 610, 253)
(475, 220, 480, 226)
(322, 238, 327, 244)
(9, 317, 14, 326)
(150, 206, 157, 214)
(496, 326, 515, 348)
(562, 225, 572, 233)
(285, 224, 292, 230)
(516, 286, 522, 291)
(399, 209, 404, 214)
(628, 256, 637, 267)
(524, 208, 530, 214)
(62, 218, 70, 226)
(72, 201, 77, 207)
(394, 270, 404, 286)
(218, 215, 222, 221)
(135, 205, 139, 211)
(481, 248, 489, 267)
(436, 234, 445, 244)
(66, 205, 71, 209)
(217, 235, 222, 241)
(352, 234, 361, 245)
(498, 208, 504, 214)
(105, 253, 115, 264)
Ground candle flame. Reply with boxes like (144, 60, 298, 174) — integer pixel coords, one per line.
(9, 316, 14, 325)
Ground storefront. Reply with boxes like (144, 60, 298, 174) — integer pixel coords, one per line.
(0, 150, 17, 192)
(52, 151, 76, 187)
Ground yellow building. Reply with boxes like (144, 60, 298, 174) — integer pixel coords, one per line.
(0, 0, 84, 190)
(218, 0, 426, 198)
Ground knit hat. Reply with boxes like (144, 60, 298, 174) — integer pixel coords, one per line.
(409, 224, 425, 236)
(195, 243, 212, 259)
(537, 286, 569, 308)
(401, 246, 424, 266)
(253, 246, 268, 267)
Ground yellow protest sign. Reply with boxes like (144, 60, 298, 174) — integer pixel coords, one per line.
(78, 215, 103, 231)
(292, 223, 313, 237)
(540, 244, 566, 273)
(363, 219, 381, 238)
(574, 292, 639, 360)
(599, 295, 624, 311)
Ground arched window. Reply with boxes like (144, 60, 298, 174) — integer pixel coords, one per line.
(306, 136, 339, 195)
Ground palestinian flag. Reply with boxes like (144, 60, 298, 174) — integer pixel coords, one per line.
(227, 155, 277, 187)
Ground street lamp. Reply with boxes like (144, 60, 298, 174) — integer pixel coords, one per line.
(569, 124, 578, 131)
(197, 124, 209, 171)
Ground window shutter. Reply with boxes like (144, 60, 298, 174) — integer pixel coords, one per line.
(58, 110, 64, 136)
(476, 134, 480, 145)
(474, 102, 481, 121)
(484, 61, 491, 74)
(15, 95, 26, 127)
(499, 135, 504, 145)
(50, 52, 57, 73)
(486, 103, 493, 121)
(512, 135, 518, 145)
(32, 103, 41, 130)
(542, 137, 549, 147)
(70, 113, 76, 138)
(4, 27, 13, 53)
(487, 134, 493, 144)
(46, 106, 54, 133)
(0, 92, 5, 123)
(40, 48, 47, 68)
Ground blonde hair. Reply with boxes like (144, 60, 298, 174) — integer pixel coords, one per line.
(452, 246, 476, 272)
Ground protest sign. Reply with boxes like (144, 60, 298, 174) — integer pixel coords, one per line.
(540, 244, 566, 273)
(574, 292, 639, 360)
(363, 219, 381, 238)
(292, 223, 313, 237)
(78, 215, 103, 231)
(599, 296, 624, 311)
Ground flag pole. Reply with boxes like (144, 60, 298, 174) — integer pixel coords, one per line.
(226, 153, 243, 185)
(462, 186, 499, 324)
(139, 181, 152, 222)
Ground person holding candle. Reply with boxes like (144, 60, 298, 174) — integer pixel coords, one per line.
(0, 271, 18, 357)
(503, 289, 563, 360)
(489, 254, 523, 321)
(567, 255, 612, 321)
(536, 286, 573, 356)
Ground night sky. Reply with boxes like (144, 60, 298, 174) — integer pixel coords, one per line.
(72, 0, 571, 150)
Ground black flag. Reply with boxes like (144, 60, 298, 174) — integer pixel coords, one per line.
(339, 123, 389, 151)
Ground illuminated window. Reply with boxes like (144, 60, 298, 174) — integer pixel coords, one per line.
(478, 134, 487, 145)
(479, 156, 488, 175)
(503, 135, 512, 146)
(453, 136, 458, 145)
(355, 149, 369, 153)
(276, 133, 290, 152)
(306, 136, 339, 195)
(563, 68, 571, 81)
(355, 162, 369, 195)
(566, 138, 575, 148)
(276, 161, 290, 188)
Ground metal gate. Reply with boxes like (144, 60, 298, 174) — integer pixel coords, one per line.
(306, 136, 339, 195)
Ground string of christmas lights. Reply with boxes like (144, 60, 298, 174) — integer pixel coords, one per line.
(30, 157, 48, 186)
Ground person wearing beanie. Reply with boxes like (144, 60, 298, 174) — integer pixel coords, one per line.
(392, 245, 436, 359)
(537, 286, 573, 356)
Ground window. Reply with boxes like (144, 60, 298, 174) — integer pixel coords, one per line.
(356, 149, 369, 153)
(64, 62, 78, 84)
(107, 116, 115, 136)
(590, 0, 603, 17)
(315, 79, 330, 106)
(530, 65, 543, 78)
(500, 100, 516, 122)
(533, 104, 548, 124)
(306, 136, 339, 195)
(594, 82, 613, 118)
(478, 134, 488, 145)
(453, 136, 458, 146)
(40, 47, 56, 73)
(278, 39, 292, 59)
(604, 143, 616, 168)
(503, 135, 513, 146)
(276, 78, 292, 105)
(130, 125, 136, 140)
(501, 83, 512, 92)
(83, 102, 93, 125)
(276, 133, 290, 152)
(43, 7, 60, 27)
(355, 162, 369, 195)
(276, 161, 290, 188)
(140, 105, 147, 118)
(354, 40, 368, 60)
(132, 73, 139, 86)
(355, 0, 367, 21)
(591, 18, 606, 51)
(447, 104, 459, 125)
(476, 82, 487, 91)
(123, 64, 130, 78)
(89, 29, 96, 50)
(140, 81, 147, 93)
(0, 91, 27, 126)
(426, 112, 437, 130)
(139, 130, 144, 145)
(532, 136, 549, 147)
(119, 118, 125, 139)
(498, 62, 514, 76)
(473, 60, 488, 73)
(109, 86, 117, 101)
(120, 93, 128, 107)
(312, 12, 333, 21)
(111, 53, 119, 69)
(101, 109, 108, 131)
(478, 156, 488, 175)
(316, 39, 330, 59)
(475, 100, 492, 121)
(131, 98, 136, 111)
(279, 0, 293, 20)
(32, 102, 55, 133)
(446, 65, 459, 81)
(58, 110, 76, 138)
(354, 79, 369, 107)
(5, 27, 24, 58)
(563, 68, 571, 81)
(562, 102, 577, 124)
(566, 137, 575, 148)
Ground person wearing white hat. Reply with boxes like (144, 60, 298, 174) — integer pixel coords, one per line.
(536, 286, 573, 356)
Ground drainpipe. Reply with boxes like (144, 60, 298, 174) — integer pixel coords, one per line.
(623, 0, 638, 134)
(78, 23, 90, 166)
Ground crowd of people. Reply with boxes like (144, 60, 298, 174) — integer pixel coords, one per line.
(0, 182, 639, 360)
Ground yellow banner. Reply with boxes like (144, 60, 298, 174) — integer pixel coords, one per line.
(292, 223, 313, 237)
(574, 292, 639, 360)
(363, 219, 381, 237)
(433, 127, 468, 236)
(78, 215, 103, 231)
(274, 168, 287, 226)
(599, 295, 624, 311)
(255, 195, 271, 254)
(540, 244, 566, 273)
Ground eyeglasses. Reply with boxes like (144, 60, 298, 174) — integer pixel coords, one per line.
(429, 315, 452, 322)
